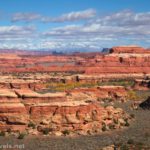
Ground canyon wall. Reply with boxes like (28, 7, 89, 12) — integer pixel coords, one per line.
(0, 46, 150, 78)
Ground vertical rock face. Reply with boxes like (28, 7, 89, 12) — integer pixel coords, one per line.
(0, 46, 150, 76)
(133, 79, 150, 90)
(109, 46, 148, 54)
(29, 102, 105, 133)
(83, 46, 150, 75)
(0, 89, 29, 132)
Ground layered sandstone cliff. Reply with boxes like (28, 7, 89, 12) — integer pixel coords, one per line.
(0, 86, 131, 136)
(0, 46, 150, 77)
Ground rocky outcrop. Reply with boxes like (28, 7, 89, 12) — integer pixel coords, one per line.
(109, 46, 150, 54)
(67, 86, 127, 102)
(0, 89, 29, 132)
(0, 87, 131, 135)
(134, 79, 150, 90)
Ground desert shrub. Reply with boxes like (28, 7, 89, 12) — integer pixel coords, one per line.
(7, 128, 11, 134)
(127, 139, 134, 145)
(99, 79, 135, 87)
(127, 90, 139, 101)
(109, 124, 115, 130)
(42, 128, 50, 135)
(62, 130, 70, 136)
(113, 118, 119, 124)
(102, 123, 107, 132)
(120, 144, 129, 150)
(114, 141, 123, 147)
(0, 131, 5, 136)
(101, 98, 113, 102)
(18, 132, 26, 139)
(28, 122, 36, 129)
(124, 119, 130, 127)
(45, 82, 98, 92)
(97, 97, 101, 101)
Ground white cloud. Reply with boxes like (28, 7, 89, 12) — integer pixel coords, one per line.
(11, 9, 96, 23)
(12, 13, 41, 22)
(43, 10, 150, 39)
(95, 10, 150, 26)
(42, 9, 96, 22)
(0, 25, 36, 39)
(1, 10, 150, 51)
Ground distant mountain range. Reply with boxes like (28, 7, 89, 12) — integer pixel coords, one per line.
(0, 48, 108, 56)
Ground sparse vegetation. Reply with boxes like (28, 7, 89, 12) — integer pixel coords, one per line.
(99, 79, 135, 87)
(101, 98, 113, 102)
(120, 144, 129, 150)
(42, 128, 51, 135)
(44, 79, 135, 92)
(0, 131, 5, 136)
(45, 82, 98, 92)
(62, 130, 70, 136)
(102, 123, 107, 132)
(28, 122, 36, 129)
(127, 90, 139, 101)
(127, 139, 134, 145)
(18, 132, 26, 139)
(113, 118, 119, 124)
(109, 124, 115, 130)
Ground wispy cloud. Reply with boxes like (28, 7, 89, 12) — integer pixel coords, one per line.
(11, 9, 96, 23)
(11, 13, 42, 22)
(1, 10, 150, 50)
(42, 9, 96, 22)
(43, 10, 150, 37)
(0, 25, 36, 39)
(95, 10, 150, 26)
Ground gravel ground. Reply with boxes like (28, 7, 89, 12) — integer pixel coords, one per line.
(0, 102, 150, 150)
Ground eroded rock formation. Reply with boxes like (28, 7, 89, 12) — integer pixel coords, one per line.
(0, 87, 131, 135)
(1, 46, 148, 136)
(0, 46, 150, 78)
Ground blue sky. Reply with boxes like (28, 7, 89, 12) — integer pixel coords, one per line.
(0, 0, 150, 51)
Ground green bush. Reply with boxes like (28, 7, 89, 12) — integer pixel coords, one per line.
(45, 82, 98, 92)
(42, 128, 50, 135)
(0, 131, 5, 136)
(113, 118, 119, 124)
(99, 79, 135, 87)
(127, 90, 138, 101)
(120, 144, 129, 150)
(127, 139, 134, 145)
(124, 119, 130, 127)
(28, 122, 36, 129)
(18, 132, 26, 139)
(102, 124, 107, 132)
(7, 128, 11, 133)
(62, 130, 70, 136)
(109, 124, 115, 130)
